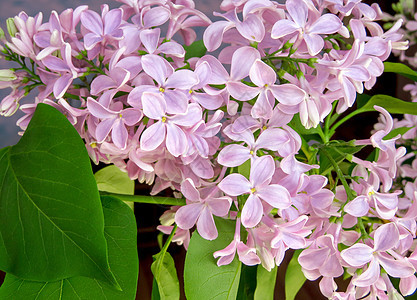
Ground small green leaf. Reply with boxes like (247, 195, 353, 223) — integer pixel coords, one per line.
(0, 195, 139, 299)
(151, 251, 180, 300)
(0, 103, 118, 287)
(356, 94, 417, 115)
(254, 266, 277, 300)
(184, 40, 207, 60)
(285, 250, 306, 300)
(95, 165, 134, 195)
(384, 62, 417, 81)
(237, 265, 257, 300)
(184, 218, 242, 300)
(95, 164, 135, 210)
(237, 159, 251, 180)
(383, 126, 413, 140)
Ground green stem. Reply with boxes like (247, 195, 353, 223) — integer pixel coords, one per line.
(99, 192, 186, 206)
(161, 224, 177, 253)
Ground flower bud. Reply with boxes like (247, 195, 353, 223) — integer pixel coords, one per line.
(0, 69, 17, 81)
(6, 18, 17, 37)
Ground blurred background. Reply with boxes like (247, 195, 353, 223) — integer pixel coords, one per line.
(0, 0, 412, 299)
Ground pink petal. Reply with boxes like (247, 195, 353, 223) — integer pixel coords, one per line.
(103, 8, 122, 35)
(142, 92, 166, 120)
(271, 19, 299, 39)
(158, 41, 185, 57)
(374, 223, 399, 252)
(287, 0, 307, 28)
(378, 254, 415, 278)
(121, 108, 142, 126)
(299, 248, 329, 270)
(111, 118, 128, 149)
(53, 73, 73, 99)
(217, 144, 251, 167)
(241, 194, 263, 228)
(256, 128, 289, 151)
(303, 33, 324, 56)
(170, 103, 202, 127)
(269, 84, 306, 106)
(175, 203, 203, 230)
(341, 243, 373, 267)
(207, 197, 232, 217)
(352, 257, 380, 287)
(81, 10, 103, 35)
(250, 155, 275, 187)
(308, 14, 342, 35)
(166, 123, 187, 157)
(165, 70, 199, 90)
(96, 118, 115, 143)
(143, 7, 170, 28)
(192, 93, 223, 110)
(227, 82, 259, 101)
(237, 242, 261, 265)
(91, 75, 116, 95)
(140, 28, 160, 54)
(87, 98, 116, 119)
(251, 90, 273, 119)
(196, 207, 218, 240)
(236, 14, 265, 42)
(42, 56, 69, 72)
(320, 254, 343, 277)
(218, 173, 251, 196)
(203, 21, 231, 52)
(400, 276, 417, 296)
(344, 196, 369, 217)
(141, 54, 169, 86)
(230, 46, 261, 80)
(250, 59, 276, 87)
(257, 184, 291, 209)
(163, 90, 188, 114)
(181, 178, 200, 202)
(140, 121, 166, 151)
(214, 240, 237, 266)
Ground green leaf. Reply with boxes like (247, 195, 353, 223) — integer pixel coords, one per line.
(237, 265, 257, 300)
(356, 94, 417, 115)
(95, 164, 135, 210)
(0, 195, 139, 299)
(237, 159, 251, 180)
(254, 266, 277, 300)
(0, 104, 118, 287)
(95, 165, 134, 195)
(151, 251, 180, 300)
(184, 218, 242, 300)
(384, 62, 417, 81)
(319, 141, 365, 175)
(383, 126, 413, 140)
(285, 250, 306, 300)
(184, 40, 207, 60)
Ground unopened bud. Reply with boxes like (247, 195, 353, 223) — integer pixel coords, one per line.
(283, 41, 293, 50)
(6, 18, 17, 37)
(0, 69, 17, 81)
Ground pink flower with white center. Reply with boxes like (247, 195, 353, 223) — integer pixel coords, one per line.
(228, 59, 306, 119)
(140, 92, 201, 157)
(271, 0, 342, 56)
(218, 155, 291, 228)
(298, 234, 344, 280)
(41, 43, 80, 99)
(87, 97, 142, 150)
(341, 223, 415, 287)
(175, 179, 231, 240)
(80, 6, 123, 52)
(218, 127, 293, 167)
(140, 28, 185, 58)
(34, 11, 65, 60)
(128, 54, 198, 114)
(213, 218, 261, 266)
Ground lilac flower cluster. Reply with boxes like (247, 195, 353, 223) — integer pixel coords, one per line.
(0, 0, 415, 298)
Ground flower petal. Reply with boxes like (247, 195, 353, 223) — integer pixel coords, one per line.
(140, 121, 166, 151)
(218, 173, 251, 196)
(257, 184, 291, 209)
(241, 194, 263, 228)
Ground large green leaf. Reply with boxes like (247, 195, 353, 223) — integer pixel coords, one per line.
(0, 195, 139, 299)
(285, 250, 306, 300)
(151, 251, 180, 300)
(184, 218, 242, 300)
(237, 265, 257, 300)
(254, 266, 277, 300)
(384, 62, 417, 82)
(0, 103, 117, 287)
(95, 165, 134, 195)
(356, 94, 417, 115)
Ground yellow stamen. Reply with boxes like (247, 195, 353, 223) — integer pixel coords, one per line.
(118, 113, 123, 118)
(368, 190, 375, 196)
(161, 116, 167, 123)
(189, 90, 193, 94)
(262, 125, 267, 131)
(159, 87, 165, 93)
(264, 84, 268, 88)
(250, 150, 254, 155)
(250, 188, 256, 193)
(90, 142, 97, 149)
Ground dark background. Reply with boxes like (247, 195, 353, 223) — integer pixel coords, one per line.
(0, 1, 412, 299)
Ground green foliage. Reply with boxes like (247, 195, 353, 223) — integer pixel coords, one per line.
(184, 40, 207, 60)
(384, 62, 417, 81)
(254, 266, 277, 300)
(285, 250, 306, 300)
(184, 218, 241, 300)
(356, 94, 417, 115)
(0, 103, 118, 287)
(319, 141, 365, 175)
(0, 196, 139, 299)
(237, 265, 258, 300)
(151, 251, 180, 300)
(383, 126, 413, 140)
(95, 165, 135, 195)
